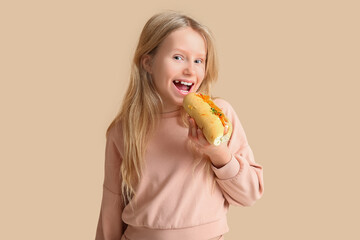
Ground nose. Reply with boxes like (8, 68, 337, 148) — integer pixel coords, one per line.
(183, 61, 196, 76)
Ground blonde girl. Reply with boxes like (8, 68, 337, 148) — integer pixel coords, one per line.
(95, 11, 264, 240)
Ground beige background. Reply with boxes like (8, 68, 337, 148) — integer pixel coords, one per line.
(1, 0, 359, 239)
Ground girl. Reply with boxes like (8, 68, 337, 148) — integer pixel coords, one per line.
(95, 11, 264, 240)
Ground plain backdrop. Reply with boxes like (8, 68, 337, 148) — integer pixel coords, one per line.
(1, 0, 359, 239)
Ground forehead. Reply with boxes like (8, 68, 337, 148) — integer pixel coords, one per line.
(158, 27, 207, 57)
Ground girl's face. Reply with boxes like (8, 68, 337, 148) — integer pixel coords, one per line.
(144, 27, 207, 113)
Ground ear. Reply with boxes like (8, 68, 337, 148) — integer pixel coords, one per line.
(142, 54, 153, 74)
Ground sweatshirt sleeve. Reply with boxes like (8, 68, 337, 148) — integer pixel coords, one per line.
(95, 126, 126, 240)
(211, 99, 264, 207)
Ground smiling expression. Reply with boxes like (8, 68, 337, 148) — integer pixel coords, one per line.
(144, 27, 207, 113)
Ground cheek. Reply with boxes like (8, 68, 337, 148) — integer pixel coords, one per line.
(154, 61, 179, 80)
(166, 62, 182, 76)
(152, 63, 167, 86)
(196, 66, 206, 80)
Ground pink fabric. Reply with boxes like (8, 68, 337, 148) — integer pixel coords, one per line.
(95, 98, 264, 240)
(121, 234, 223, 240)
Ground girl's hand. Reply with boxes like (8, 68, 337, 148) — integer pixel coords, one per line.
(187, 116, 232, 168)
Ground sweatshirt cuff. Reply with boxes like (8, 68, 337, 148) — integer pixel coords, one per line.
(211, 155, 240, 180)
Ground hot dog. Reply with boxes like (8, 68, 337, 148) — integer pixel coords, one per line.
(183, 92, 232, 146)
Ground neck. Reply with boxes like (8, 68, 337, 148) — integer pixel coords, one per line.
(161, 107, 182, 114)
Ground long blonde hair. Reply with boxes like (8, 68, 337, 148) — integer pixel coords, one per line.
(106, 11, 219, 205)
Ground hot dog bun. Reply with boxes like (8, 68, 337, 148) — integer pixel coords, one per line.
(183, 92, 232, 146)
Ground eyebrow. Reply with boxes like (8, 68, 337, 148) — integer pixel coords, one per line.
(173, 48, 206, 58)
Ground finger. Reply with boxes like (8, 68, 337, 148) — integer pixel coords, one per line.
(192, 118, 201, 137)
(192, 117, 199, 129)
(188, 117, 192, 139)
(197, 128, 209, 145)
(188, 117, 194, 138)
(190, 118, 197, 138)
(224, 125, 229, 135)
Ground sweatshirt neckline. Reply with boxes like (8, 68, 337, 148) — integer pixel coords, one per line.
(158, 108, 182, 118)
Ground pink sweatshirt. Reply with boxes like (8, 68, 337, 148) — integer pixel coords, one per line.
(95, 98, 264, 240)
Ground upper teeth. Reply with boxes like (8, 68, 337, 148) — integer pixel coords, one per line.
(175, 80, 193, 86)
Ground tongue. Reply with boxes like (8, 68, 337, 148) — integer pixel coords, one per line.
(174, 82, 189, 91)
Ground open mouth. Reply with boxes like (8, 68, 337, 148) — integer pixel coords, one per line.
(173, 80, 194, 94)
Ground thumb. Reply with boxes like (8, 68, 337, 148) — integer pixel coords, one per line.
(224, 125, 229, 135)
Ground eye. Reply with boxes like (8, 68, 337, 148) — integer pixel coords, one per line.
(173, 55, 183, 61)
(195, 59, 203, 64)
